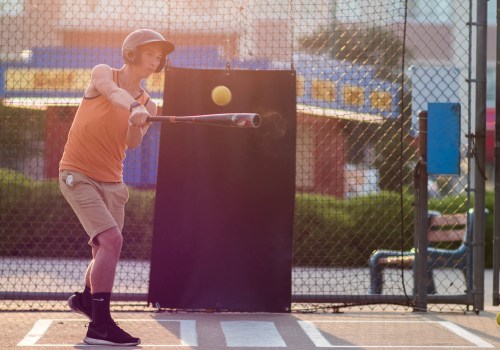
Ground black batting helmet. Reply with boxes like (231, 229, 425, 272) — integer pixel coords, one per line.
(122, 29, 175, 73)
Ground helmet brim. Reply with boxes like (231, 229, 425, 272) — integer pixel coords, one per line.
(138, 40, 175, 56)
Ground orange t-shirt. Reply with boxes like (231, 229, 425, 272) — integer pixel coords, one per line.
(59, 70, 150, 182)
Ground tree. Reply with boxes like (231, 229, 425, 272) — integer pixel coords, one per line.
(299, 21, 409, 81)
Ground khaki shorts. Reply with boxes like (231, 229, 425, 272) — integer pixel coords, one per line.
(59, 170, 129, 246)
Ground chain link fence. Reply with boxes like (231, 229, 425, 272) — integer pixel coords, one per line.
(0, 0, 483, 312)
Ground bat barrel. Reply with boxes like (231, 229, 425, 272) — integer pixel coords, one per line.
(232, 113, 261, 128)
(249, 114, 261, 128)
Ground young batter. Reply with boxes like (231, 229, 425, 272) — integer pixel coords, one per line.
(59, 29, 174, 346)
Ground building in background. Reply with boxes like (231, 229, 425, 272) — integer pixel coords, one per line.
(0, 0, 490, 196)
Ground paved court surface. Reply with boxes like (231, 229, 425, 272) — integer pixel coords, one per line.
(2, 270, 500, 349)
(3, 305, 500, 349)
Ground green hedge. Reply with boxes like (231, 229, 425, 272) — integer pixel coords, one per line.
(0, 168, 154, 260)
(292, 191, 494, 267)
(293, 191, 413, 267)
(0, 105, 45, 168)
(0, 168, 495, 267)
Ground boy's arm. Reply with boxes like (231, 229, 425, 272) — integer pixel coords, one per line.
(89, 64, 150, 149)
(90, 64, 145, 112)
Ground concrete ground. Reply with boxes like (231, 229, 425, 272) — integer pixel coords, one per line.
(1, 270, 499, 349)
(3, 306, 500, 349)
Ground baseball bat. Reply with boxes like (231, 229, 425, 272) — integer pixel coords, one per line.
(146, 113, 261, 128)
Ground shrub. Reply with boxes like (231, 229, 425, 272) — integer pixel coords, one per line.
(0, 169, 494, 268)
(293, 190, 416, 267)
(0, 168, 155, 260)
(0, 105, 45, 169)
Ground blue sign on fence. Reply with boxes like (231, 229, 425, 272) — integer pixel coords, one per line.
(427, 102, 461, 175)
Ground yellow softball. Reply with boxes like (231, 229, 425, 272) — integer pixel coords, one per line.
(211, 85, 232, 106)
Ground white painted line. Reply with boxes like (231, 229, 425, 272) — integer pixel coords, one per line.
(308, 320, 432, 323)
(118, 318, 198, 346)
(221, 321, 286, 347)
(298, 320, 333, 347)
(179, 320, 198, 346)
(16, 319, 197, 347)
(298, 320, 493, 348)
(31, 346, 482, 349)
(297, 346, 482, 348)
(17, 319, 53, 346)
(17, 344, 193, 347)
(438, 321, 494, 348)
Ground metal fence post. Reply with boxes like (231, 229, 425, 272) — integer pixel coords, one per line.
(493, 0, 500, 307)
(473, 0, 488, 312)
(414, 110, 428, 312)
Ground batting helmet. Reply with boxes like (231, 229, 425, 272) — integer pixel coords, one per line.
(122, 29, 175, 73)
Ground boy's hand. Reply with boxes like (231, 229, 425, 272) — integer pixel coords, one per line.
(128, 105, 150, 127)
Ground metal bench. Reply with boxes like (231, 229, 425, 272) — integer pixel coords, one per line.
(368, 210, 475, 295)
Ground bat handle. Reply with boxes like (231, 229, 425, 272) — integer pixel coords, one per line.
(146, 116, 176, 123)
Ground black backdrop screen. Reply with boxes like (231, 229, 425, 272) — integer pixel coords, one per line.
(148, 67, 296, 312)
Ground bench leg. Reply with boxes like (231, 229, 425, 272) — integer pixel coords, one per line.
(427, 268, 437, 294)
(369, 259, 384, 294)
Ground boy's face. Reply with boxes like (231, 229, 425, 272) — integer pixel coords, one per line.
(138, 43, 164, 75)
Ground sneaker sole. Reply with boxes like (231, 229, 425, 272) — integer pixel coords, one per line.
(83, 336, 141, 346)
(67, 295, 92, 320)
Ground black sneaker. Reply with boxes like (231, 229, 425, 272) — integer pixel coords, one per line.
(83, 321, 141, 346)
(68, 292, 92, 320)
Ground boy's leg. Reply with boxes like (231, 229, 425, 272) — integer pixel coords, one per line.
(90, 226, 122, 325)
(84, 227, 140, 346)
(67, 251, 95, 320)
